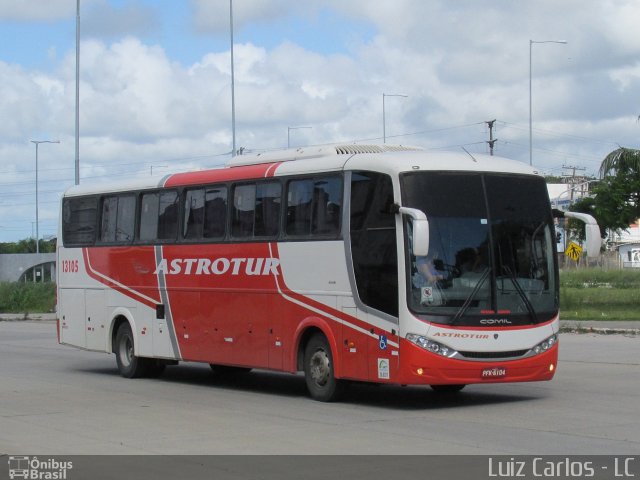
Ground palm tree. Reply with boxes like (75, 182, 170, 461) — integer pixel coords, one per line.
(599, 147, 640, 178)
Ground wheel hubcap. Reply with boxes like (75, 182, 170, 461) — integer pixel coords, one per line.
(309, 349, 330, 386)
(119, 336, 132, 367)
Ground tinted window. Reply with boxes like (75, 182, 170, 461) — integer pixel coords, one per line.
(203, 186, 227, 238)
(183, 189, 205, 239)
(232, 184, 256, 237)
(286, 176, 341, 236)
(62, 197, 98, 246)
(255, 183, 281, 237)
(100, 195, 135, 243)
(184, 186, 227, 240)
(232, 182, 281, 238)
(349, 172, 398, 317)
(140, 191, 178, 241)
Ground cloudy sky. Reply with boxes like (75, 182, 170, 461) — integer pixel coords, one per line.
(1, 0, 639, 242)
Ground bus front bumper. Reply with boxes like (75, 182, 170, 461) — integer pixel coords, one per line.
(397, 340, 558, 385)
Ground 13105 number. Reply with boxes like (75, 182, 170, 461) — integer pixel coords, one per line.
(62, 259, 79, 273)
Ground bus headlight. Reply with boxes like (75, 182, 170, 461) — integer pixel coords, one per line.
(531, 334, 558, 356)
(406, 333, 457, 358)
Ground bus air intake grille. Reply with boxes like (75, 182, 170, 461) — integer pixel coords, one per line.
(334, 145, 422, 155)
(458, 349, 529, 359)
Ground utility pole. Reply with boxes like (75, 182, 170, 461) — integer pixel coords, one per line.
(485, 119, 497, 156)
(562, 165, 587, 201)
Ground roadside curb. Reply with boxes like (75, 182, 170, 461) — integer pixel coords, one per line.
(0, 313, 56, 322)
(559, 320, 640, 336)
(559, 325, 640, 336)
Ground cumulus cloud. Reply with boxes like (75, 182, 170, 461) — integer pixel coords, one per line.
(2, 1, 640, 241)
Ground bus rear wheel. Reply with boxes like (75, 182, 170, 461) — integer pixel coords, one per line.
(303, 333, 345, 402)
(115, 322, 149, 378)
(430, 384, 466, 393)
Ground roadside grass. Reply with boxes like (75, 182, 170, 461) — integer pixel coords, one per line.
(0, 282, 56, 314)
(560, 268, 640, 321)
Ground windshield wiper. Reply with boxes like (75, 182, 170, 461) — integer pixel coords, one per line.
(451, 267, 491, 325)
(502, 265, 538, 324)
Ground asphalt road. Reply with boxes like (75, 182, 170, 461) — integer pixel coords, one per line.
(1, 321, 638, 455)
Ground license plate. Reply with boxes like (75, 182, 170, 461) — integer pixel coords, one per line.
(482, 367, 507, 378)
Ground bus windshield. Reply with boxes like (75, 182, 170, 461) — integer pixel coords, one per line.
(401, 172, 558, 327)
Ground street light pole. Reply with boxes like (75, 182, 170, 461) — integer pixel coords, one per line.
(287, 126, 312, 148)
(529, 39, 567, 166)
(229, 0, 237, 156)
(382, 93, 408, 143)
(75, 0, 80, 184)
(30, 140, 60, 254)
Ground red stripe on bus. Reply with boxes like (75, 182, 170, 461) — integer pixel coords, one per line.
(163, 162, 282, 187)
(83, 248, 160, 309)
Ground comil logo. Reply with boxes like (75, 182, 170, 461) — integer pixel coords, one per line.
(8, 456, 73, 480)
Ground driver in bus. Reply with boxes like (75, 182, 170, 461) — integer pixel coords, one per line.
(412, 250, 445, 306)
(416, 254, 443, 285)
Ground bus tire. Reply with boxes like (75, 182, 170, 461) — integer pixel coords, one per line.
(430, 384, 466, 393)
(114, 322, 148, 378)
(303, 333, 345, 402)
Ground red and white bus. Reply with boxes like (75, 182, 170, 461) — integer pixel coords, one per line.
(57, 144, 600, 401)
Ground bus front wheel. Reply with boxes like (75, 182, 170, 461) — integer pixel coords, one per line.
(115, 322, 149, 378)
(303, 333, 345, 402)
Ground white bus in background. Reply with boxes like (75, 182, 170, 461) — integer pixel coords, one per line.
(57, 144, 600, 401)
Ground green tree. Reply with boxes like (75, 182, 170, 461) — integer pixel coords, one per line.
(570, 147, 640, 238)
(599, 147, 640, 177)
(0, 238, 56, 254)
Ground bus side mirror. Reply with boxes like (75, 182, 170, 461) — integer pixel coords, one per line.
(563, 211, 601, 257)
(398, 207, 430, 257)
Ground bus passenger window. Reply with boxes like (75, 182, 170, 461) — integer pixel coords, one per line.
(139, 191, 178, 241)
(203, 187, 227, 238)
(254, 182, 281, 237)
(62, 196, 98, 246)
(231, 182, 280, 239)
(232, 184, 256, 237)
(140, 193, 159, 241)
(184, 189, 205, 239)
(100, 197, 118, 242)
(286, 177, 341, 237)
(157, 191, 178, 240)
(184, 186, 227, 240)
(100, 195, 135, 243)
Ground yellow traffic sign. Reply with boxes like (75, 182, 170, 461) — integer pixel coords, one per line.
(565, 241, 583, 261)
